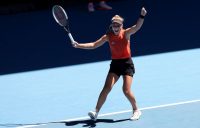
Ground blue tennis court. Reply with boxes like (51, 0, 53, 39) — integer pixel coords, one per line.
(0, 48, 200, 128)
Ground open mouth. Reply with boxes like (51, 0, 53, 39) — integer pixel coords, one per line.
(113, 29, 120, 34)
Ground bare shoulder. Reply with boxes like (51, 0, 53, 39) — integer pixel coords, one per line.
(125, 25, 137, 36)
(101, 34, 109, 42)
(124, 27, 133, 40)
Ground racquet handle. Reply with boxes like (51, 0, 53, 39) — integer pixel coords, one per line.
(68, 33, 75, 44)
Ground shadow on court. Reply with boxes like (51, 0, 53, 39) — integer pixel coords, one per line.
(0, 119, 130, 128)
(65, 118, 129, 127)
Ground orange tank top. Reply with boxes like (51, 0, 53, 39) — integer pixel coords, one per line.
(108, 29, 131, 59)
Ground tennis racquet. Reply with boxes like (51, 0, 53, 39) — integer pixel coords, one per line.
(52, 5, 75, 44)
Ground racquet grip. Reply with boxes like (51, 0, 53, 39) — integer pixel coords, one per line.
(68, 33, 75, 44)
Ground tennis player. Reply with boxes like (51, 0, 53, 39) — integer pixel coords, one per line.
(73, 7, 147, 121)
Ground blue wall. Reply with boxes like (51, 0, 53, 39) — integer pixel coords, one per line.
(0, 0, 199, 75)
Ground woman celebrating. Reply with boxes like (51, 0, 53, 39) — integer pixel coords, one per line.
(73, 7, 147, 121)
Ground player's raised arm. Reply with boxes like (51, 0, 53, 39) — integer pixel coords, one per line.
(73, 34, 108, 49)
(125, 7, 147, 37)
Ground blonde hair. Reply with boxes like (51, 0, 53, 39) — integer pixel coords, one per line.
(111, 15, 124, 24)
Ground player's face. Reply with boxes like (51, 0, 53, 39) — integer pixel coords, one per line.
(111, 22, 122, 35)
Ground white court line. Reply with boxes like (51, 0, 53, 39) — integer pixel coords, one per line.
(18, 99, 200, 128)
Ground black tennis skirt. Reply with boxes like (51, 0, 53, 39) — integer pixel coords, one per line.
(109, 57, 135, 77)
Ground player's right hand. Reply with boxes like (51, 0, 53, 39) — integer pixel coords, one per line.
(72, 41, 79, 48)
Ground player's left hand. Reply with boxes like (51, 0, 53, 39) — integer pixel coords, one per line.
(141, 7, 147, 16)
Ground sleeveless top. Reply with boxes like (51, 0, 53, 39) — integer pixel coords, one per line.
(107, 29, 131, 59)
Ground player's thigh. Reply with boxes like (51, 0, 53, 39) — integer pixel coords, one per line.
(122, 75, 133, 91)
(103, 72, 120, 91)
